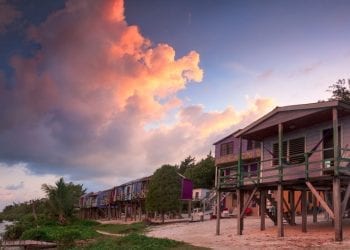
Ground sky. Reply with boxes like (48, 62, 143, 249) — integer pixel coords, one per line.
(1, 0, 350, 210)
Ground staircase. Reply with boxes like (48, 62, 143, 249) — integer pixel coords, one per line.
(252, 192, 293, 225)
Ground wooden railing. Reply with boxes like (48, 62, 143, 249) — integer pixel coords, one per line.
(217, 147, 350, 189)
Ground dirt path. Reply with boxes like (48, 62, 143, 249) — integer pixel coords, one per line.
(146, 215, 350, 249)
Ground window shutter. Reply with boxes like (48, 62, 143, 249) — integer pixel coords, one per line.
(289, 137, 305, 164)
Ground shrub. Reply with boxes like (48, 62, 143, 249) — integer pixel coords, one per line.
(3, 224, 25, 240)
(20, 228, 51, 241)
(57, 228, 82, 247)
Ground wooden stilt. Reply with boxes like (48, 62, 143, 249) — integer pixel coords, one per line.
(312, 194, 317, 223)
(290, 190, 296, 225)
(124, 203, 128, 222)
(260, 190, 266, 231)
(237, 189, 243, 235)
(188, 200, 192, 219)
(342, 182, 350, 217)
(277, 184, 284, 237)
(216, 191, 221, 235)
(306, 181, 334, 219)
(301, 189, 307, 233)
(333, 177, 343, 241)
(240, 187, 258, 217)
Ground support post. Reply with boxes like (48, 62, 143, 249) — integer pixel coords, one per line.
(312, 194, 317, 223)
(332, 108, 339, 176)
(278, 123, 283, 182)
(238, 137, 243, 187)
(237, 189, 244, 235)
(306, 181, 334, 219)
(124, 203, 128, 222)
(301, 189, 307, 233)
(277, 184, 284, 237)
(290, 190, 296, 225)
(240, 187, 258, 218)
(188, 200, 192, 219)
(342, 183, 350, 217)
(216, 191, 221, 235)
(260, 190, 266, 231)
(333, 177, 343, 241)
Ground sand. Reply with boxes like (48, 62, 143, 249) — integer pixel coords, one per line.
(146, 215, 350, 249)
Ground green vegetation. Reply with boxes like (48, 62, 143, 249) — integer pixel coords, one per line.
(42, 177, 86, 224)
(146, 165, 182, 223)
(184, 154, 215, 189)
(72, 233, 208, 250)
(328, 78, 350, 102)
(95, 222, 147, 234)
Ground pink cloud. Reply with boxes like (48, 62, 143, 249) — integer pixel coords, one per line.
(0, 0, 274, 195)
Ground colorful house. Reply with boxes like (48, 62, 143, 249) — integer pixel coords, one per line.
(215, 100, 350, 242)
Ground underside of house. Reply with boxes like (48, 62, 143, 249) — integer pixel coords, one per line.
(215, 100, 350, 241)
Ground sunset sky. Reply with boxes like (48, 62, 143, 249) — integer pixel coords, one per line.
(1, 0, 350, 209)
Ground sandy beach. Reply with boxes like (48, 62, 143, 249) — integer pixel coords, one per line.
(146, 215, 350, 249)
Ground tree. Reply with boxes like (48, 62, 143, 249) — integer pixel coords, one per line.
(41, 177, 85, 224)
(146, 165, 181, 223)
(184, 153, 215, 189)
(177, 155, 195, 174)
(328, 79, 350, 102)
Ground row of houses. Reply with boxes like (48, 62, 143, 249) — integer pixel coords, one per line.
(79, 176, 151, 220)
(79, 175, 195, 221)
(213, 100, 350, 241)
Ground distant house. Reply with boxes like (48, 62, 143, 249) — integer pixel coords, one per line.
(192, 188, 210, 201)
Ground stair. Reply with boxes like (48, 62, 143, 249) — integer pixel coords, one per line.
(252, 194, 277, 225)
(266, 193, 293, 225)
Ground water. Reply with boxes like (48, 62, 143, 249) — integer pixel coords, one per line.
(0, 220, 13, 240)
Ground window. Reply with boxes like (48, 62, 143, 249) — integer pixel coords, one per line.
(243, 163, 258, 177)
(273, 137, 305, 165)
(247, 140, 253, 150)
(195, 192, 199, 199)
(220, 142, 234, 156)
(289, 137, 305, 164)
(247, 140, 261, 150)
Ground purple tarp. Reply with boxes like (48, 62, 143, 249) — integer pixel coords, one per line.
(181, 178, 193, 200)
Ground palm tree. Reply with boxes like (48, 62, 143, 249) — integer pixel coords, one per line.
(42, 178, 85, 224)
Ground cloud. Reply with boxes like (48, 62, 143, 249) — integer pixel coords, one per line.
(5, 181, 24, 190)
(0, 162, 59, 210)
(0, 0, 21, 33)
(257, 69, 274, 81)
(0, 0, 275, 209)
(0, 0, 202, 181)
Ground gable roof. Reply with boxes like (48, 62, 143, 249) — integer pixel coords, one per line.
(235, 100, 350, 139)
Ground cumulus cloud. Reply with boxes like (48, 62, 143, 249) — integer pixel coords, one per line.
(0, 0, 274, 205)
(0, 163, 59, 209)
(0, 0, 202, 180)
(0, 0, 21, 33)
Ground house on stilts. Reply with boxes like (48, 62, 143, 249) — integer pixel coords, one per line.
(215, 100, 350, 241)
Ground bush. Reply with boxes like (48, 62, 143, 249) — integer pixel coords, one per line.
(20, 228, 51, 241)
(3, 224, 25, 240)
(57, 228, 82, 247)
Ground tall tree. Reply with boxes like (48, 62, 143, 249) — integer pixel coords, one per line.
(177, 155, 195, 174)
(328, 79, 350, 102)
(41, 177, 85, 224)
(184, 153, 215, 189)
(146, 165, 181, 223)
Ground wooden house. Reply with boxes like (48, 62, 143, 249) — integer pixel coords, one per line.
(79, 176, 151, 221)
(215, 100, 350, 241)
(214, 133, 261, 215)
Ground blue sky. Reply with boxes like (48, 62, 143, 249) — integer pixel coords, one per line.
(0, 0, 350, 209)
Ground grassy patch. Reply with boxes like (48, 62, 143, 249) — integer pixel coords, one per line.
(18, 219, 100, 247)
(71, 233, 208, 250)
(95, 222, 147, 235)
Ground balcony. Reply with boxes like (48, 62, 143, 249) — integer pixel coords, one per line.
(215, 148, 261, 165)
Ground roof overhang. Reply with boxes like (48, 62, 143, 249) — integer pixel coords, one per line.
(235, 100, 350, 140)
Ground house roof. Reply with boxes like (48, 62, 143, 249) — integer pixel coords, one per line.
(234, 100, 350, 140)
(212, 129, 241, 145)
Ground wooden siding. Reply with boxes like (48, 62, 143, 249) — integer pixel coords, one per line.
(260, 115, 350, 184)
